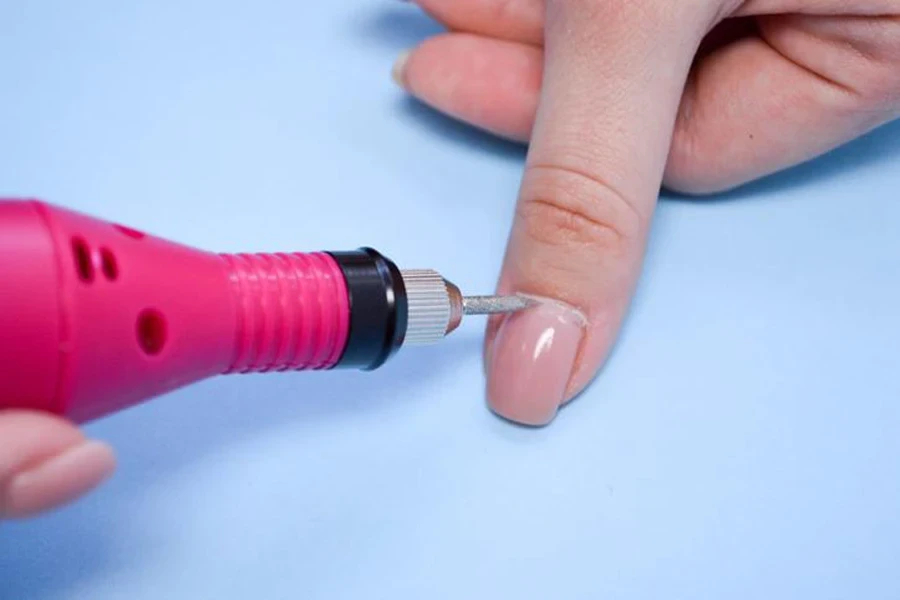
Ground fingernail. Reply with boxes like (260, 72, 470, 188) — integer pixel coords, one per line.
(487, 298, 586, 427)
(1, 440, 116, 519)
(392, 51, 410, 88)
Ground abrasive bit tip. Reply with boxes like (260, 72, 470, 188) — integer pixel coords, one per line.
(462, 295, 534, 316)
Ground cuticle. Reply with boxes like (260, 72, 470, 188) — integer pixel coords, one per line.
(516, 293, 590, 328)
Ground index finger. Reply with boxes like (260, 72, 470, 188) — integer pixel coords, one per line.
(486, 0, 724, 425)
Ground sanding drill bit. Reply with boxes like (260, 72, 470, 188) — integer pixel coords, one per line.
(462, 295, 534, 315)
(399, 270, 534, 344)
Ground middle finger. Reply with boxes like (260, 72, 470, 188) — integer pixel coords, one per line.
(407, 0, 544, 45)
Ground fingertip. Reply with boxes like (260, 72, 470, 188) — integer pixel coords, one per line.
(391, 50, 411, 89)
(1, 439, 116, 520)
(486, 298, 587, 427)
(82, 440, 117, 476)
(489, 403, 559, 428)
(390, 34, 540, 141)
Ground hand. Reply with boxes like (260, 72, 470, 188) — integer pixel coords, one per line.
(393, 0, 900, 425)
(0, 410, 115, 519)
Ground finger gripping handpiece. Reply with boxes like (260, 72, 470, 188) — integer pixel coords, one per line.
(0, 200, 528, 423)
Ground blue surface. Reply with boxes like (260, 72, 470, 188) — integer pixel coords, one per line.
(2, 2, 899, 599)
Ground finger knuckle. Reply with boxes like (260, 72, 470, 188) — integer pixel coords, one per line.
(665, 115, 737, 195)
(852, 60, 900, 111)
(517, 164, 644, 257)
(839, 16, 900, 111)
(665, 115, 715, 195)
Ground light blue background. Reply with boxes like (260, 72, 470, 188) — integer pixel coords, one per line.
(2, 2, 899, 599)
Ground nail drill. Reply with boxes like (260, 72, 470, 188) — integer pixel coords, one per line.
(0, 199, 529, 423)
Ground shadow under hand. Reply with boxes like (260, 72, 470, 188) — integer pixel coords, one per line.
(0, 337, 477, 600)
(666, 119, 900, 202)
(0, 511, 122, 600)
(353, 5, 445, 51)
(398, 98, 527, 162)
(356, 5, 528, 162)
(110, 334, 479, 488)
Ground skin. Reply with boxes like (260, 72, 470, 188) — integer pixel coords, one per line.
(0, 411, 115, 519)
(393, 0, 900, 424)
(3, 0, 898, 518)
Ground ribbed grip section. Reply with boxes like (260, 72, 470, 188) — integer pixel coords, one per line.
(401, 269, 451, 345)
(220, 252, 350, 373)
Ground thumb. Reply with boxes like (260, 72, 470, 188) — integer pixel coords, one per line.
(0, 411, 115, 519)
(487, 0, 723, 425)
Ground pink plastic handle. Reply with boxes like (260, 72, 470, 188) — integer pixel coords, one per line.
(0, 200, 350, 423)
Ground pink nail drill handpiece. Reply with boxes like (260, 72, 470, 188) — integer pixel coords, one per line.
(0, 199, 530, 423)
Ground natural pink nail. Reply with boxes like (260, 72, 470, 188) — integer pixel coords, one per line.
(392, 51, 410, 88)
(487, 299, 585, 426)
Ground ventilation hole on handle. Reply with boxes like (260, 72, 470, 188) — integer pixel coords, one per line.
(99, 248, 118, 281)
(71, 237, 94, 283)
(114, 224, 145, 240)
(136, 309, 167, 356)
